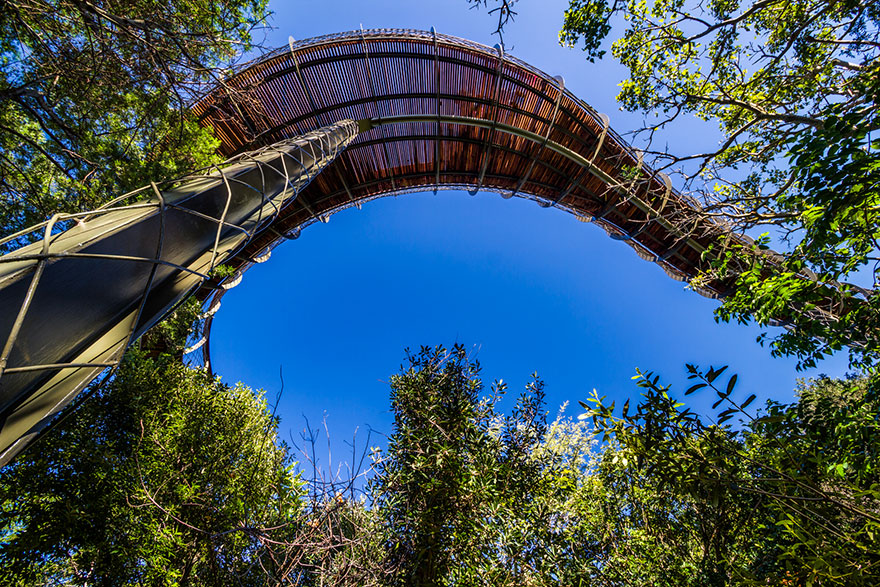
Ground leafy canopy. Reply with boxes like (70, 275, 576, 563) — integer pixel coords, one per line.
(0, 0, 268, 244)
(583, 366, 880, 585)
(558, 0, 880, 369)
(0, 301, 303, 585)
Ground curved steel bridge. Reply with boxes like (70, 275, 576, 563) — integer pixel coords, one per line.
(0, 29, 811, 464)
(190, 29, 739, 369)
(195, 29, 724, 290)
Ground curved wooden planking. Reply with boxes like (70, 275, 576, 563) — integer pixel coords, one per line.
(193, 28, 735, 300)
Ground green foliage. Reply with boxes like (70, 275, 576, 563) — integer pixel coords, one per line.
(208, 264, 238, 280)
(372, 345, 797, 585)
(582, 367, 880, 585)
(373, 344, 584, 586)
(0, 305, 303, 585)
(707, 232, 880, 370)
(374, 345, 862, 585)
(0, 0, 269, 246)
(557, 0, 880, 369)
(5, 337, 878, 585)
(559, 0, 613, 61)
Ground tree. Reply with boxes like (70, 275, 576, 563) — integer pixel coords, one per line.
(582, 367, 880, 585)
(373, 345, 728, 586)
(370, 345, 771, 585)
(0, 0, 269, 247)
(372, 344, 560, 586)
(558, 0, 880, 370)
(475, 0, 880, 369)
(0, 301, 305, 585)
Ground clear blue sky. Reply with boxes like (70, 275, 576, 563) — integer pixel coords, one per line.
(208, 0, 850, 468)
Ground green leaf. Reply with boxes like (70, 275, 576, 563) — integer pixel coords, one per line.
(725, 374, 738, 395)
(685, 383, 707, 395)
(706, 366, 728, 383)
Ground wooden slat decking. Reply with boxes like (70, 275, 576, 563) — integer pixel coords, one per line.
(193, 29, 735, 298)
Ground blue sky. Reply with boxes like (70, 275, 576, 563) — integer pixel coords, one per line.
(208, 0, 850, 468)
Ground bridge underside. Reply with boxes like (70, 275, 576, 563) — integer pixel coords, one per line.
(194, 29, 731, 296)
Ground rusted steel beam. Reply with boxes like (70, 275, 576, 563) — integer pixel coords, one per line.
(515, 76, 565, 201)
(472, 45, 505, 196)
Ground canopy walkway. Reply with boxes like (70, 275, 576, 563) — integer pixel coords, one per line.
(195, 29, 727, 289)
(0, 29, 825, 465)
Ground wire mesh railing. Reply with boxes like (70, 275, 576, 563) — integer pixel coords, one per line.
(0, 119, 360, 466)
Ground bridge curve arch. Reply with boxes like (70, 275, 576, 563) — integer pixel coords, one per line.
(193, 29, 729, 299)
